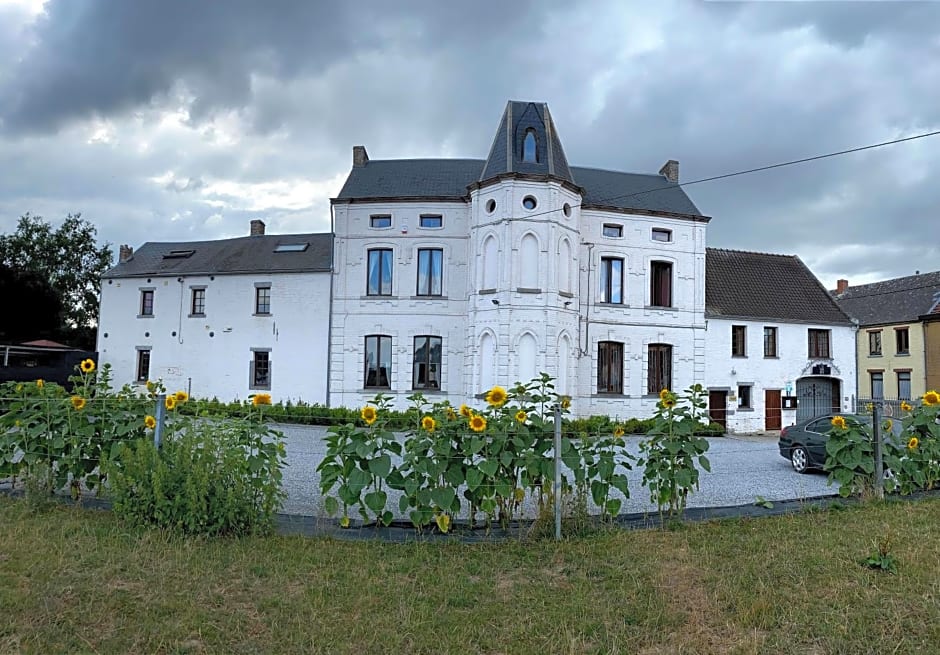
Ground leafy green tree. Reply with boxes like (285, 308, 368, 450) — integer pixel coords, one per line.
(0, 264, 63, 341)
(0, 213, 112, 334)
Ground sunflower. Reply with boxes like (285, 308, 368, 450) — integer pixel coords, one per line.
(421, 415, 437, 432)
(613, 425, 625, 438)
(485, 385, 508, 407)
(923, 390, 940, 406)
(662, 397, 676, 409)
(831, 415, 847, 430)
(658, 388, 671, 402)
(514, 410, 527, 424)
(174, 390, 189, 403)
(144, 415, 157, 429)
(469, 414, 487, 433)
(883, 419, 893, 432)
(252, 393, 272, 406)
(560, 396, 571, 410)
(459, 404, 472, 418)
(36, 379, 44, 389)
(70, 396, 86, 411)
(901, 400, 913, 412)
(446, 408, 458, 421)
(80, 359, 95, 373)
(146, 380, 156, 392)
(361, 406, 377, 425)
(908, 436, 919, 450)
(165, 395, 177, 411)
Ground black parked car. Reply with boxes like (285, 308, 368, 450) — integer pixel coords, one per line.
(778, 414, 903, 474)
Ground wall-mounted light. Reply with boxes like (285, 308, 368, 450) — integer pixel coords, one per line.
(564, 301, 572, 307)
(491, 299, 500, 305)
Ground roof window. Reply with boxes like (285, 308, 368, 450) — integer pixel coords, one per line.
(163, 249, 195, 259)
(274, 243, 309, 253)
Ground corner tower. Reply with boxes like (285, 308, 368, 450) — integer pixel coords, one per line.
(466, 101, 583, 397)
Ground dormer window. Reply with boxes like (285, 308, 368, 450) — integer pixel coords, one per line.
(522, 128, 537, 163)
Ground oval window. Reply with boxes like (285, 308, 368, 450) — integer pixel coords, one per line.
(522, 196, 537, 210)
(486, 199, 497, 214)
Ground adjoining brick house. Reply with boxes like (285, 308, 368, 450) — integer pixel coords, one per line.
(704, 249, 857, 433)
(833, 270, 940, 401)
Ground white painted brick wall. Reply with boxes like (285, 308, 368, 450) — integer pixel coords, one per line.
(97, 271, 330, 403)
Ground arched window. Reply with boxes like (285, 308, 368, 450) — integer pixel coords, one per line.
(482, 235, 498, 290)
(520, 234, 539, 289)
(557, 334, 571, 394)
(518, 333, 537, 384)
(479, 332, 496, 392)
(558, 239, 571, 293)
(522, 128, 537, 163)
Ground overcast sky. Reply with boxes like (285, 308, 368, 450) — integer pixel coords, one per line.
(1, 0, 938, 287)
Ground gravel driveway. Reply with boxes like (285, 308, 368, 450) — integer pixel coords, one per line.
(277, 424, 838, 519)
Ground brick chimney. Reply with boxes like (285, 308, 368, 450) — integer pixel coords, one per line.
(118, 244, 134, 262)
(659, 160, 679, 183)
(250, 219, 266, 236)
(353, 145, 369, 168)
(836, 279, 849, 294)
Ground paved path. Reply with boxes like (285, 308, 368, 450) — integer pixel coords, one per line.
(276, 424, 837, 518)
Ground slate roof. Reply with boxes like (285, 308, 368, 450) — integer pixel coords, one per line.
(336, 160, 704, 217)
(102, 233, 333, 279)
(480, 101, 575, 183)
(706, 248, 852, 325)
(833, 270, 940, 326)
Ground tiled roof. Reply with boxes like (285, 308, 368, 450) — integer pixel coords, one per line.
(480, 101, 575, 183)
(833, 270, 940, 326)
(335, 159, 704, 217)
(102, 233, 332, 278)
(706, 248, 852, 325)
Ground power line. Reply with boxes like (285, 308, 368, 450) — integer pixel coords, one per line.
(506, 128, 940, 222)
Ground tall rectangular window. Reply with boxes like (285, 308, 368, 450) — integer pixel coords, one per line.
(367, 249, 393, 296)
(191, 288, 205, 315)
(413, 336, 442, 390)
(250, 350, 271, 389)
(897, 371, 912, 399)
(599, 257, 623, 304)
(648, 344, 673, 394)
(255, 286, 271, 314)
(870, 372, 884, 399)
(365, 335, 392, 388)
(650, 261, 672, 307)
(869, 331, 882, 356)
(763, 327, 778, 358)
(136, 349, 151, 383)
(896, 328, 910, 354)
(738, 385, 752, 409)
(416, 248, 443, 296)
(808, 329, 831, 358)
(597, 341, 623, 394)
(139, 289, 154, 316)
(732, 325, 747, 357)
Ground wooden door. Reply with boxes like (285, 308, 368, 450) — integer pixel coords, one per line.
(708, 390, 727, 430)
(765, 389, 782, 430)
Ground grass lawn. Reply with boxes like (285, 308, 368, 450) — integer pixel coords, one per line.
(1, 496, 939, 654)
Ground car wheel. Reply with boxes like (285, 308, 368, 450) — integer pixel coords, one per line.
(791, 446, 809, 474)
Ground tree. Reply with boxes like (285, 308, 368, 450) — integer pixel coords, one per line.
(0, 264, 63, 341)
(0, 213, 113, 336)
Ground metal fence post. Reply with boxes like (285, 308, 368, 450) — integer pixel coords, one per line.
(872, 402, 884, 500)
(154, 394, 166, 449)
(554, 405, 562, 541)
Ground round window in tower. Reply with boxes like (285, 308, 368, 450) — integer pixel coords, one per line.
(522, 195, 537, 211)
(485, 199, 497, 214)
(563, 202, 572, 217)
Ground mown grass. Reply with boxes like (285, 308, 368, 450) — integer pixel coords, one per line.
(1, 496, 939, 654)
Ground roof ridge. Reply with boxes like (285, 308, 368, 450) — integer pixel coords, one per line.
(840, 270, 940, 295)
(706, 247, 797, 258)
(570, 164, 663, 178)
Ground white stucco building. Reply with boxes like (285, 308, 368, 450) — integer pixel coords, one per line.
(97, 225, 332, 402)
(96, 100, 857, 428)
(704, 249, 857, 433)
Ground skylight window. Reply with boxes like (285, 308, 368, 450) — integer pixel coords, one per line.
(163, 249, 195, 259)
(274, 243, 309, 253)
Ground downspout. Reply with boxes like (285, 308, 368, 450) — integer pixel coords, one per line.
(580, 242, 595, 356)
(325, 203, 335, 408)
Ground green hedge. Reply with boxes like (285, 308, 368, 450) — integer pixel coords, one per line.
(177, 397, 725, 436)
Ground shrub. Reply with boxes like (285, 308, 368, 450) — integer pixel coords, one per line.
(106, 407, 285, 536)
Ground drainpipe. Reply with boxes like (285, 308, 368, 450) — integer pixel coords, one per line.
(326, 203, 335, 408)
(580, 242, 595, 356)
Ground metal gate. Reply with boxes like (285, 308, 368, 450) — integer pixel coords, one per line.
(796, 377, 836, 422)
